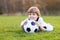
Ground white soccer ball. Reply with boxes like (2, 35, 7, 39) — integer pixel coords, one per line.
(23, 20, 39, 33)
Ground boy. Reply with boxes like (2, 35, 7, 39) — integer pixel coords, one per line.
(20, 6, 53, 31)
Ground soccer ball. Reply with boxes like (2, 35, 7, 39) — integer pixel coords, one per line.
(23, 20, 39, 33)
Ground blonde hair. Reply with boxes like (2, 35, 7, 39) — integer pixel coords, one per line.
(27, 6, 41, 16)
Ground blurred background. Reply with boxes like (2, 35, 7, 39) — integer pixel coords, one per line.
(0, 0, 60, 16)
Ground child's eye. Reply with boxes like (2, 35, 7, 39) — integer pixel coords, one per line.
(33, 14, 35, 15)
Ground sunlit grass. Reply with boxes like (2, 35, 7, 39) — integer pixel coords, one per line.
(0, 16, 60, 40)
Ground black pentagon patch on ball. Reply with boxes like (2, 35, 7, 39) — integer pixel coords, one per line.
(34, 29, 38, 32)
(31, 21, 35, 26)
(26, 28, 31, 32)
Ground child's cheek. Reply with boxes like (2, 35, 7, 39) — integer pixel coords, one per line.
(28, 15, 35, 20)
(33, 15, 37, 18)
(28, 14, 38, 20)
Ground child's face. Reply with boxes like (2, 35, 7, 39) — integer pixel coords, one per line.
(28, 12, 38, 20)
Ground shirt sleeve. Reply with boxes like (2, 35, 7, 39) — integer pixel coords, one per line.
(38, 17, 47, 26)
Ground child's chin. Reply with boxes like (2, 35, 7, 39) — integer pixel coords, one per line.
(30, 19, 34, 20)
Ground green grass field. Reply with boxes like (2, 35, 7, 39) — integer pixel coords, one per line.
(0, 16, 60, 40)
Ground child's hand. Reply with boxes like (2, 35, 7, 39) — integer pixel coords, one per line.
(35, 21, 46, 31)
(20, 20, 28, 31)
(35, 21, 40, 26)
(21, 20, 27, 27)
(23, 20, 27, 25)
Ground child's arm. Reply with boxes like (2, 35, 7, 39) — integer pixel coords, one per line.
(35, 21, 46, 31)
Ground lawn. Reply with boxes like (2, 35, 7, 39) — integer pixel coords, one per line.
(0, 16, 60, 40)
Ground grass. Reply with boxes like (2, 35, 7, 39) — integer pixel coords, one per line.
(0, 16, 60, 40)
